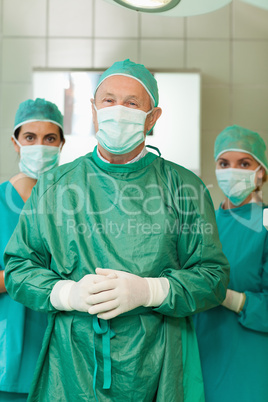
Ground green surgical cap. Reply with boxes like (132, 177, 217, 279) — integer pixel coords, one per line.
(214, 125, 268, 172)
(94, 59, 159, 107)
(14, 98, 64, 132)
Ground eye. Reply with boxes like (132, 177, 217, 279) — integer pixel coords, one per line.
(219, 161, 229, 168)
(25, 135, 35, 142)
(103, 98, 115, 105)
(45, 136, 57, 143)
(240, 161, 250, 168)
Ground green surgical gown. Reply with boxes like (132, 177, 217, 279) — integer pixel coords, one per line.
(194, 202, 268, 402)
(4, 147, 229, 402)
(0, 181, 47, 398)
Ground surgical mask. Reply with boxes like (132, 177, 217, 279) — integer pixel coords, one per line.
(13, 136, 61, 179)
(215, 166, 261, 206)
(94, 104, 153, 155)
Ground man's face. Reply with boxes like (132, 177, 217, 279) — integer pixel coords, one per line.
(91, 75, 153, 134)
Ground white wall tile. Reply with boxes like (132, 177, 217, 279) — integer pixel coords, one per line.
(0, 128, 19, 180)
(2, 39, 46, 82)
(48, 39, 93, 68)
(233, 41, 268, 85)
(141, 14, 184, 38)
(0, 1, 2, 33)
(187, 5, 231, 39)
(202, 87, 230, 130)
(1, 84, 32, 129)
(232, 87, 268, 131)
(49, 0, 93, 37)
(233, 0, 268, 39)
(93, 39, 138, 68)
(140, 40, 184, 69)
(187, 41, 230, 85)
(95, 0, 138, 38)
(3, 0, 46, 36)
(207, 176, 224, 209)
(200, 129, 222, 205)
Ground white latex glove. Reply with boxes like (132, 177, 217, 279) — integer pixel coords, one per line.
(221, 289, 246, 313)
(87, 268, 169, 320)
(50, 273, 116, 312)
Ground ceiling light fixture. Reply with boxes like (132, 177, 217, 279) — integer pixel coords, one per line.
(240, 0, 268, 10)
(113, 0, 181, 13)
(103, 0, 232, 16)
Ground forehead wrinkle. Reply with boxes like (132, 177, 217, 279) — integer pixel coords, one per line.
(101, 92, 115, 97)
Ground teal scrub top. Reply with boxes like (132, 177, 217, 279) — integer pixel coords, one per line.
(194, 202, 268, 402)
(0, 181, 47, 394)
(4, 148, 230, 401)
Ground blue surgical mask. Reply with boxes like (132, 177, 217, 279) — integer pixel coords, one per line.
(94, 104, 153, 155)
(215, 166, 261, 206)
(13, 136, 61, 179)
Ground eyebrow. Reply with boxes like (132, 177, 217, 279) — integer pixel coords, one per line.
(22, 132, 37, 136)
(102, 92, 115, 97)
(218, 157, 253, 162)
(102, 93, 140, 100)
(22, 132, 58, 136)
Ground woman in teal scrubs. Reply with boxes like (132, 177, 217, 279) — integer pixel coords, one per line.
(194, 125, 268, 402)
(0, 98, 64, 401)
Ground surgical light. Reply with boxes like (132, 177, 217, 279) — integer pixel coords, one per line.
(241, 0, 268, 10)
(113, 0, 180, 12)
(103, 0, 232, 16)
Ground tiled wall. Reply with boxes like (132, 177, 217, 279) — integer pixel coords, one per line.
(1, 0, 268, 206)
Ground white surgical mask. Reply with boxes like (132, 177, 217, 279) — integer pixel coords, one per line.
(215, 166, 261, 206)
(94, 104, 153, 155)
(13, 136, 61, 179)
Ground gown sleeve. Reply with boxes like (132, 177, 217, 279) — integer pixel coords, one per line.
(4, 185, 61, 313)
(238, 233, 268, 333)
(154, 173, 230, 318)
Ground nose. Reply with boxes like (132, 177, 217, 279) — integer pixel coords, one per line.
(229, 162, 237, 169)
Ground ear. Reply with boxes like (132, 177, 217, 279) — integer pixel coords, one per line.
(257, 166, 265, 180)
(146, 107, 162, 133)
(60, 138, 66, 150)
(90, 98, 96, 123)
(11, 137, 20, 154)
(91, 98, 99, 133)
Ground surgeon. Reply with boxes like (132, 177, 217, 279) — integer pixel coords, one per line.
(4, 60, 229, 402)
(0, 98, 64, 401)
(194, 125, 268, 401)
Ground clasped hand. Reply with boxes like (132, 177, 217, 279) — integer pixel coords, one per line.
(69, 268, 150, 320)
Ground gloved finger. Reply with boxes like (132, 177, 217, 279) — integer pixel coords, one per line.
(96, 268, 133, 279)
(86, 289, 119, 306)
(95, 268, 117, 276)
(81, 274, 109, 286)
(97, 309, 121, 320)
(107, 273, 118, 279)
(90, 278, 118, 294)
(88, 299, 119, 315)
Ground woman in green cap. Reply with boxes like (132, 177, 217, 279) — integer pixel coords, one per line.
(194, 125, 268, 402)
(0, 98, 64, 401)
